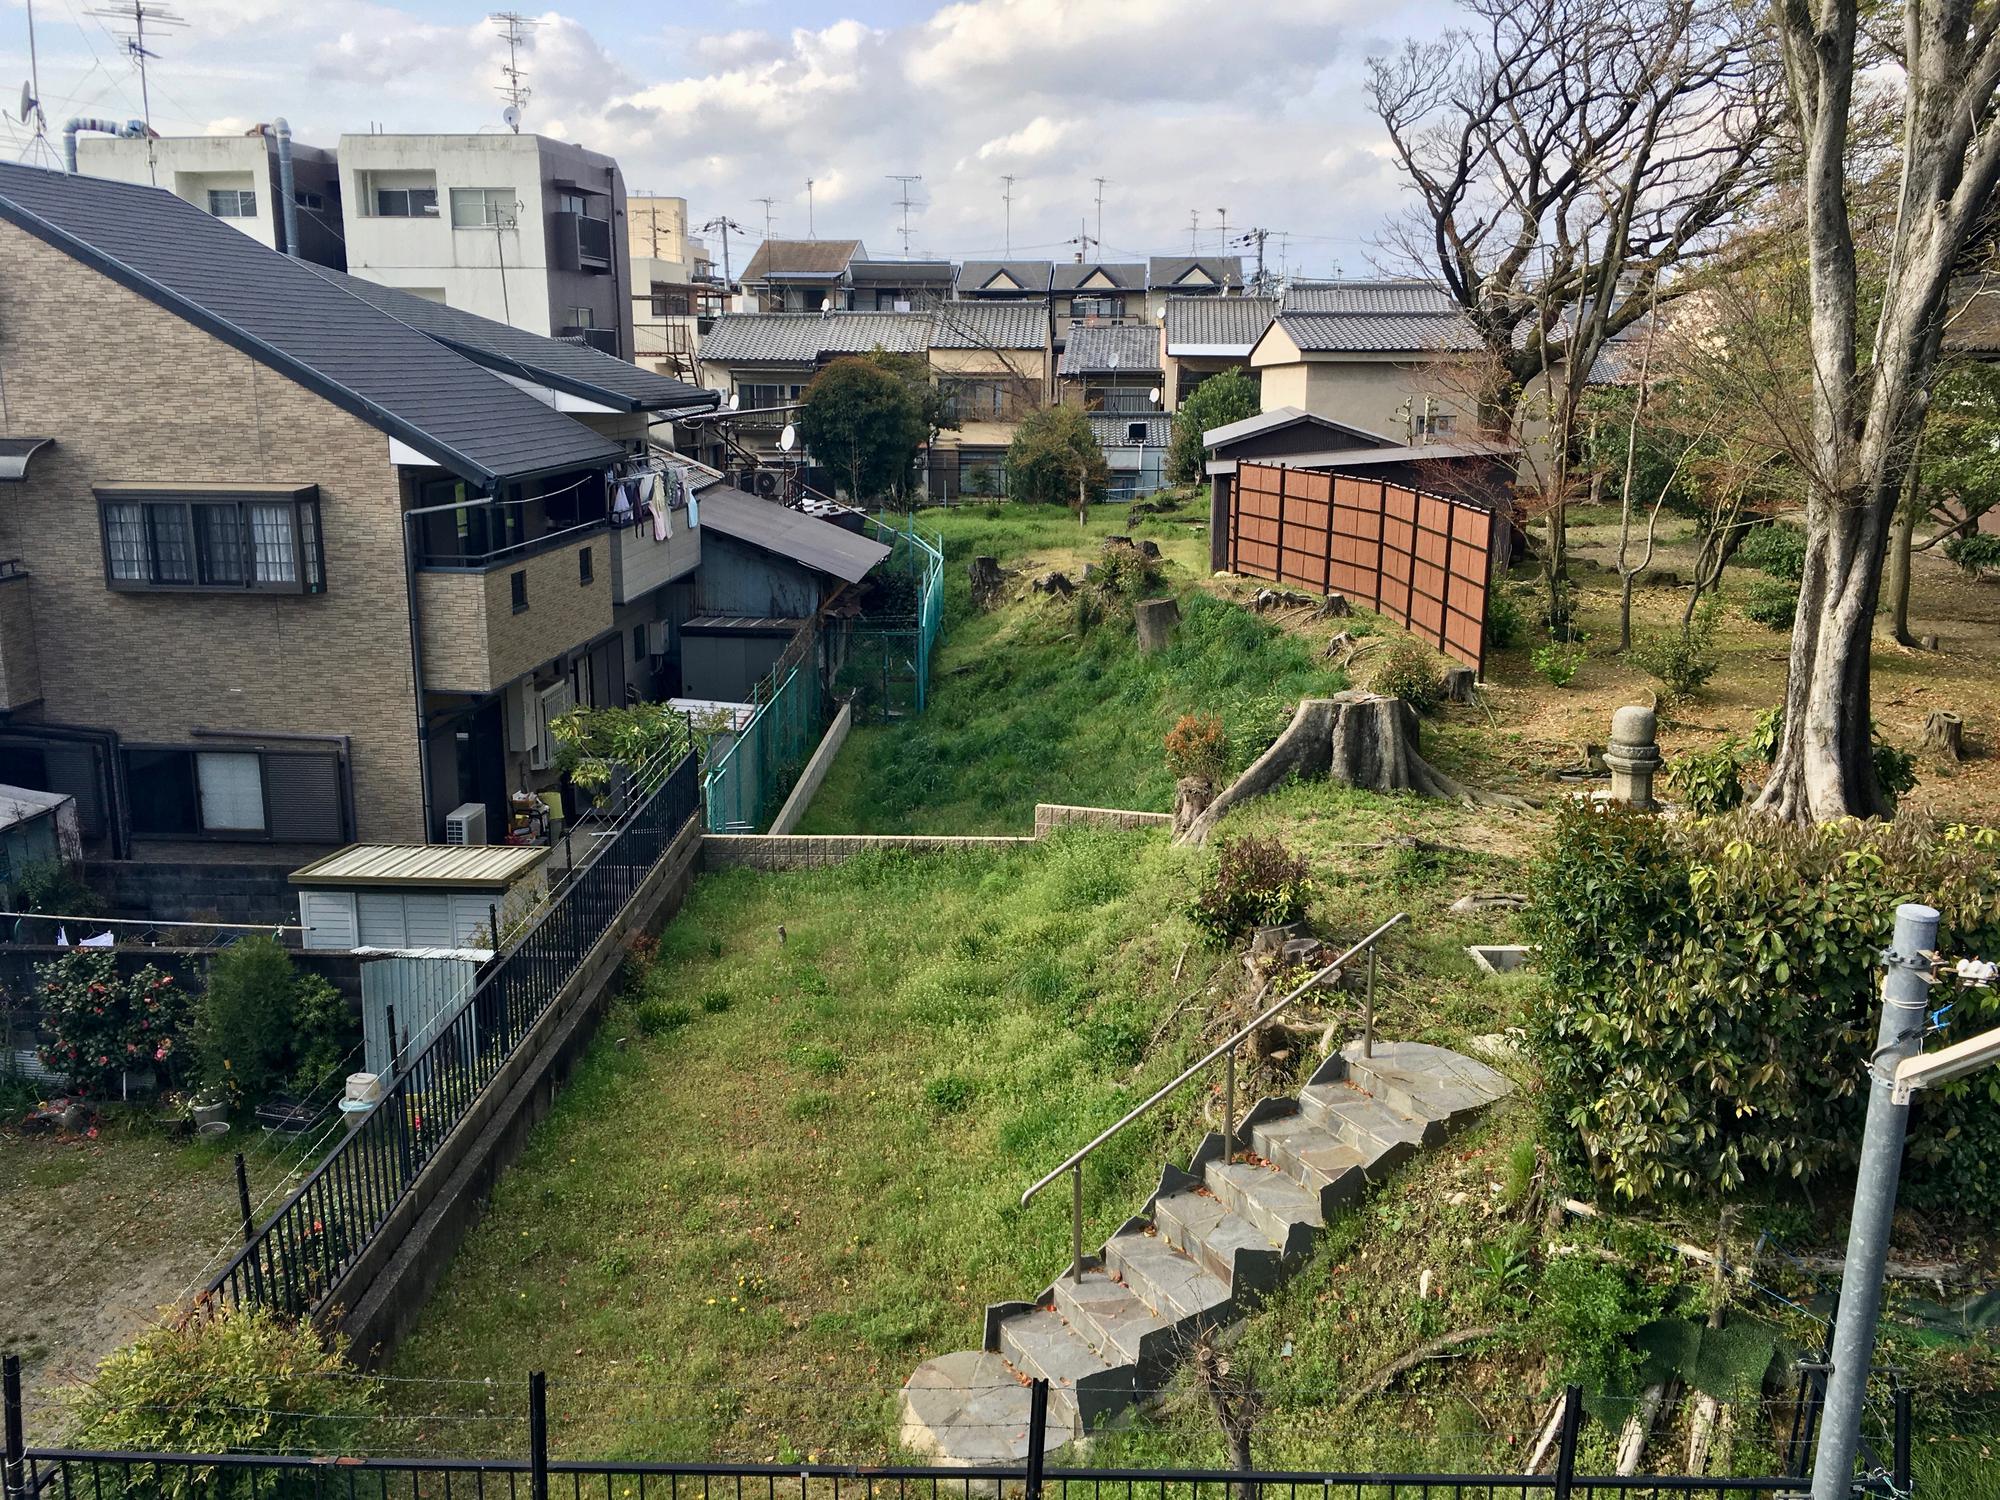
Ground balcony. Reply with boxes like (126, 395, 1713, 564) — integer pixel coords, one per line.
(0, 561, 41, 710)
(417, 532, 613, 696)
(561, 326, 618, 355)
(609, 511, 699, 604)
(552, 210, 613, 274)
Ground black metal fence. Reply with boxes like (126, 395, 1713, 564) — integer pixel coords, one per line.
(202, 752, 701, 1318)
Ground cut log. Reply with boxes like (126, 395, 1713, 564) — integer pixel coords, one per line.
(1137, 539, 1162, 559)
(1136, 595, 1182, 653)
(1525, 1395, 1567, 1475)
(1686, 1392, 1721, 1475)
(1172, 776, 1215, 840)
(1615, 1382, 1669, 1475)
(968, 555, 1005, 609)
(1923, 710, 1965, 761)
(1321, 631, 1354, 660)
(1442, 665, 1477, 703)
(1317, 593, 1352, 619)
(1179, 693, 1526, 844)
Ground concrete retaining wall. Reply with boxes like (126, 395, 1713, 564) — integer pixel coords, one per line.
(705, 803, 1172, 872)
(336, 813, 704, 1364)
(768, 700, 854, 835)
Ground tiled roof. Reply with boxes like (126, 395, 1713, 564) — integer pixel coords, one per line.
(305, 267, 716, 412)
(1270, 310, 1483, 354)
(741, 238, 863, 282)
(1054, 261, 1146, 292)
(1089, 413, 1172, 447)
(1282, 280, 1461, 314)
(697, 312, 931, 364)
(1060, 323, 1164, 376)
(0, 162, 620, 487)
(1202, 406, 1395, 451)
(958, 260, 1054, 293)
(1148, 256, 1244, 291)
(1164, 295, 1276, 351)
(930, 302, 1047, 350)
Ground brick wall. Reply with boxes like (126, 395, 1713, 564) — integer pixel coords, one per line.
(0, 222, 425, 841)
(0, 572, 40, 709)
(417, 536, 615, 695)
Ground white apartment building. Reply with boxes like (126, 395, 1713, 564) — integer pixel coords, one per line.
(338, 132, 635, 358)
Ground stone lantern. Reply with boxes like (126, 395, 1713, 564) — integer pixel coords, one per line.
(1603, 703, 1661, 810)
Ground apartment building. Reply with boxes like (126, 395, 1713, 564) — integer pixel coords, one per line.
(338, 133, 635, 358)
(73, 128, 345, 268)
(0, 163, 714, 868)
(628, 195, 722, 384)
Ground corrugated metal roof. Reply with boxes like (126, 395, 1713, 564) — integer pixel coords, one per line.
(1282, 280, 1461, 314)
(742, 238, 862, 282)
(290, 843, 549, 889)
(0, 782, 71, 831)
(1053, 262, 1146, 292)
(930, 301, 1048, 350)
(698, 492, 892, 583)
(1148, 256, 1244, 291)
(0, 163, 623, 488)
(1060, 323, 1163, 376)
(959, 261, 1053, 293)
(1164, 295, 1276, 351)
(1273, 310, 1483, 354)
(697, 311, 931, 364)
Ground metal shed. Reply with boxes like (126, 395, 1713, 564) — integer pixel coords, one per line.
(290, 843, 549, 952)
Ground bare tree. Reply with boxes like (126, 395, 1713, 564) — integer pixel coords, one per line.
(1759, 0, 2000, 821)
(1192, 1334, 1260, 1500)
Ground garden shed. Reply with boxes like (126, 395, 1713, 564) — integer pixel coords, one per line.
(290, 843, 549, 952)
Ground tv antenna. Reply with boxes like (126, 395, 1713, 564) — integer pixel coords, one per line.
(1000, 174, 1017, 255)
(12, 0, 53, 167)
(85, 1, 182, 182)
(805, 178, 815, 238)
(886, 173, 922, 257)
(490, 11, 541, 132)
(753, 195, 777, 242)
(1091, 176, 1108, 249)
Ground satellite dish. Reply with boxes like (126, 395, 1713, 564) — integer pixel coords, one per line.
(1108, 353, 1120, 369)
(728, 391, 741, 411)
(17, 82, 34, 122)
(780, 424, 797, 453)
(1148, 387, 1162, 406)
(502, 104, 521, 130)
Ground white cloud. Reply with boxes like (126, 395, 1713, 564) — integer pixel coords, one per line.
(974, 116, 1074, 163)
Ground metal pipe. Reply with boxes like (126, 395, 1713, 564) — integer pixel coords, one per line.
(1809, 902, 1939, 1500)
(62, 116, 146, 173)
(1223, 1047, 1236, 1164)
(2, 1353, 22, 1500)
(267, 118, 300, 258)
(1364, 946, 1377, 1059)
(1069, 1163, 1083, 1283)
(1023, 912, 1407, 1206)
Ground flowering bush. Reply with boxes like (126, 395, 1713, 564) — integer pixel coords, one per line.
(1164, 712, 1232, 787)
(37, 951, 190, 1098)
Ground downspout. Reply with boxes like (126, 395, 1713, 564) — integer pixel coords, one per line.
(266, 118, 301, 258)
(63, 118, 148, 173)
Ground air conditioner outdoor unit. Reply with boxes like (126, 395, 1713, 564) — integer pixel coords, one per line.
(444, 802, 488, 845)
(753, 469, 780, 497)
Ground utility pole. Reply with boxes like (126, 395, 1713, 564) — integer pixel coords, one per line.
(1188, 209, 1200, 254)
(1069, 217, 1096, 263)
(489, 11, 541, 131)
(1237, 228, 1272, 294)
(1001, 174, 1017, 256)
(1215, 208, 1228, 259)
(805, 178, 815, 238)
(1092, 176, 1108, 250)
(701, 215, 745, 292)
(85, 1, 184, 184)
(753, 196, 777, 243)
(886, 174, 922, 257)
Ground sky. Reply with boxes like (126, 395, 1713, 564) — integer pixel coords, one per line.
(0, 0, 1461, 276)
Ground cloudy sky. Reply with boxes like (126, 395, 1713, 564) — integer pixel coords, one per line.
(1, 0, 1459, 275)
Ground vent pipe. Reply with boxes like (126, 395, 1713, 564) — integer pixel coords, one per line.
(63, 117, 148, 173)
(265, 118, 300, 258)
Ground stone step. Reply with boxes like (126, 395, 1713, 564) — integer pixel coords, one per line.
(1248, 1114, 1370, 1213)
(1152, 1187, 1288, 1295)
(1051, 1268, 1182, 1380)
(1339, 1041, 1513, 1126)
(1299, 1083, 1435, 1164)
(901, 1349, 1057, 1464)
(1105, 1228, 1234, 1328)
(997, 1306, 1133, 1435)
(1202, 1160, 1322, 1252)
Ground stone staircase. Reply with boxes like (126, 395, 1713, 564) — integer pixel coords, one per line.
(899, 1040, 1513, 1464)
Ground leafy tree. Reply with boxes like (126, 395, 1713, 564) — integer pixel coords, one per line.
(796, 354, 927, 505)
(1884, 360, 2000, 642)
(1006, 404, 1110, 518)
(863, 348, 956, 454)
(195, 936, 354, 1105)
(1168, 368, 1259, 485)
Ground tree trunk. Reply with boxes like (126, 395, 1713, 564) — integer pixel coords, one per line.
(968, 555, 1005, 609)
(1883, 503, 1919, 648)
(1923, 710, 1964, 761)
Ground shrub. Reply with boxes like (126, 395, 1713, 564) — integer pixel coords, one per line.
(1943, 531, 2000, 576)
(1486, 588, 1528, 650)
(1524, 805, 2000, 1217)
(1094, 539, 1164, 598)
(1534, 1256, 1664, 1406)
(1663, 741, 1745, 815)
(1187, 835, 1316, 947)
(1748, 705, 1783, 764)
(69, 1304, 376, 1475)
(923, 1073, 974, 1114)
(1168, 368, 1259, 484)
(37, 952, 190, 1098)
(1742, 578, 1799, 630)
(1006, 405, 1110, 510)
(1531, 634, 1585, 687)
(635, 997, 692, 1036)
(1630, 613, 1720, 700)
(1164, 712, 1231, 786)
(1735, 523, 1807, 581)
(195, 937, 353, 1107)
(12, 859, 100, 916)
(1372, 638, 1446, 715)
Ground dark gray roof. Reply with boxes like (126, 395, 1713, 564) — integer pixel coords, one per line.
(0, 162, 620, 487)
(697, 312, 931, 365)
(303, 266, 717, 413)
(1054, 262, 1146, 292)
(1202, 406, 1395, 451)
(1060, 323, 1163, 376)
(1164, 296, 1276, 351)
(929, 302, 1048, 350)
(1267, 310, 1483, 354)
(1282, 280, 1461, 313)
(1088, 413, 1172, 447)
(850, 259, 954, 285)
(1148, 256, 1244, 291)
(698, 492, 891, 584)
(958, 261, 1053, 294)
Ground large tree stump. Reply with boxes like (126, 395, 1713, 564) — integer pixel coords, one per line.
(1442, 665, 1477, 703)
(1136, 596, 1181, 652)
(1923, 710, 1965, 761)
(1172, 776, 1215, 839)
(968, 555, 1005, 609)
(1178, 692, 1523, 844)
(1031, 570, 1074, 597)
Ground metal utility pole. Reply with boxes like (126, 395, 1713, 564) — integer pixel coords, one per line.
(1215, 208, 1228, 257)
(701, 215, 745, 291)
(886, 174, 922, 257)
(1069, 217, 1096, 263)
(489, 11, 541, 131)
(86, 1, 184, 183)
(805, 178, 815, 238)
(753, 196, 777, 242)
(1001, 174, 1017, 256)
(1092, 175, 1108, 249)
(1188, 209, 1200, 253)
(1237, 228, 1272, 294)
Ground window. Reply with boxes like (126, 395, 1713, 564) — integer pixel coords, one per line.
(98, 491, 324, 594)
(294, 189, 325, 211)
(510, 570, 528, 613)
(207, 189, 256, 218)
(567, 306, 595, 329)
(126, 746, 344, 842)
(1072, 294, 1122, 319)
(1423, 413, 1457, 438)
(632, 624, 647, 662)
(648, 284, 689, 317)
(556, 190, 591, 216)
(942, 379, 1017, 423)
(578, 547, 594, 585)
(450, 187, 518, 228)
(736, 382, 802, 410)
(374, 185, 439, 218)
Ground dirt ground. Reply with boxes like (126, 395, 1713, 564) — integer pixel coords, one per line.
(0, 1121, 288, 1443)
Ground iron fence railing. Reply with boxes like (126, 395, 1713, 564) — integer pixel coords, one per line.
(202, 752, 701, 1318)
(701, 621, 824, 834)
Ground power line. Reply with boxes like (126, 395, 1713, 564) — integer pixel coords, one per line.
(490, 11, 540, 132)
(885, 173, 921, 257)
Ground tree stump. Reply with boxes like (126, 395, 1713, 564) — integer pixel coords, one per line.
(1137, 539, 1162, 559)
(1443, 665, 1477, 703)
(1920, 633, 1941, 651)
(968, 555, 1005, 609)
(1317, 593, 1352, 619)
(1171, 776, 1214, 840)
(1136, 595, 1182, 652)
(1923, 710, 1965, 761)
(1031, 570, 1074, 597)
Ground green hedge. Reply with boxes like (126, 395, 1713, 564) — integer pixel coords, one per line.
(1525, 805, 2000, 1217)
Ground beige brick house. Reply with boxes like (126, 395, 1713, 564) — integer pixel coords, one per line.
(0, 163, 714, 867)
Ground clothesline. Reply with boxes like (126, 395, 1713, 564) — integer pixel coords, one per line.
(607, 459, 701, 543)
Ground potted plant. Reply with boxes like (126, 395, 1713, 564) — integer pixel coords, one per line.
(152, 1089, 194, 1138)
(190, 1085, 229, 1129)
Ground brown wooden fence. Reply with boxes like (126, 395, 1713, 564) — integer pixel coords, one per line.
(1228, 461, 1497, 673)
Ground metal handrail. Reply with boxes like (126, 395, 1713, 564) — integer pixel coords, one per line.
(1022, 911, 1406, 1280)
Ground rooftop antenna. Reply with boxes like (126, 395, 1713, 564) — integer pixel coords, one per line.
(1000, 174, 1016, 256)
(1092, 176, 1108, 250)
(753, 195, 777, 242)
(805, 178, 815, 239)
(1188, 208, 1200, 254)
(886, 173, 922, 257)
(13, 0, 52, 167)
(1216, 208, 1228, 260)
(490, 11, 541, 132)
(85, 0, 183, 183)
